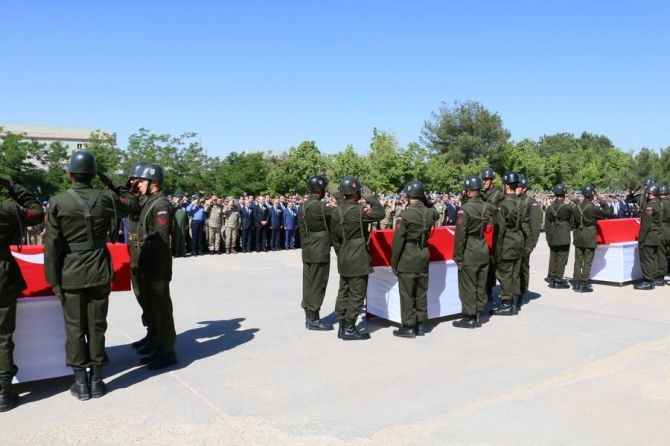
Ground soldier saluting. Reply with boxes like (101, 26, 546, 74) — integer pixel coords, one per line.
(390, 180, 439, 338)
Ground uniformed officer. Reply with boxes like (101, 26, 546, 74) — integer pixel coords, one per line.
(452, 176, 495, 328)
(571, 184, 613, 292)
(516, 175, 542, 301)
(433, 194, 446, 226)
(634, 184, 663, 290)
(44, 151, 139, 400)
(379, 196, 396, 229)
(298, 175, 335, 331)
(626, 177, 655, 216)
(135, 164, 178, 369)
(491, 172, 524, 316)
(481, 167, 502, 302)
(204, 195, 224, 254)
(172, 195, 188, 257)
(658, 185, 670, 281)
(390, 180, 439, 338)
(0, 176, 44, 411)
(222, 197, 241, 254)
(330, 177, 385, 340)
(125, 162, 153, 354)
(544, 184, 573, 289)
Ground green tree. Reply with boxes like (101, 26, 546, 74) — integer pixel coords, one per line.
(326, 144, 370, 182)
(421, 100, 511, 165)
(214, 151, 270, 197)
(367, 129, 406, 193)
(266, 141, 327, 195)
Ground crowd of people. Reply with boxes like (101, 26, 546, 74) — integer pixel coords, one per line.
(1, 151, 669, 412)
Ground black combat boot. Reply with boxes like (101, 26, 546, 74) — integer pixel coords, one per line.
(491, 298, 517, 316)
(341, 322, 371, 341)
(137, 336, 156, 356)
(634, 280, 655, 290)
(89, 366, 107, 398)
(581, 281, 594, 292)
(452, 315, 477, 329)
(392, 325, 416, 338)
(0, 381, 19, 412)
(131, 331, 151, 350)
(415, 322, 426, 336)
(548, 279, 556, 288)
(554, 279, 570, 289)
(305, 309, 334, 331)
(70, 369, 91, 401)
(573, 280, 583, 293)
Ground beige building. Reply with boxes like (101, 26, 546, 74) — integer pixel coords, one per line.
(0, 123, 108, 154)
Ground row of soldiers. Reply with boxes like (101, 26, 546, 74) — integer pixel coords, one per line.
(0, 151, 177, 412)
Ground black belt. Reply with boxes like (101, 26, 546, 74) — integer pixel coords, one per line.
(404, 241, 425, 247)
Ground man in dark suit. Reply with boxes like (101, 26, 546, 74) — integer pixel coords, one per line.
(240, 196, 254, 253)
(445, 196, 459, 225)
(251, 196, 269, 252)
(283, 200, 298, 249)
(268, 198, 283, 251)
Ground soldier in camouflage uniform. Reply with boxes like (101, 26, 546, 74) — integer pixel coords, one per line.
(330, 177, 385, 340)
(379, 197, 397, 229)
(390, 180, 439, 338)
(45, 151, 139, 400)
(204, 195, 224, 254)
(222, 197, 241, 254)
(0, 176, 44, 411)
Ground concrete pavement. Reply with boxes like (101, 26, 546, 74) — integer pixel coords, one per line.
(2, 236, 669, 445)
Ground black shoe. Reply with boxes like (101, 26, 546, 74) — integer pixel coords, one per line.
(88, 367, 106, 398)
(393, 325, 416, 338)
(554, 280, 571, 289)
(654, 278, 666, 286)
(0, 383, 19, 412)
(140, 351, 159, 365)
(342, 323, 371, 341)
(305, 309, 334, 331)
(70, 369, 91, 401)
(452, 316, 478, 329)
(634, 281, 655, 290)
(581, 281, 593, 292)
(415, 323, 426, 336)
(131, 333, 151, 350)
(147, 352, 178, 370)
(491, 299, 518, 316)
(138, 340, 155, 356)
(548, 279, 556, 288)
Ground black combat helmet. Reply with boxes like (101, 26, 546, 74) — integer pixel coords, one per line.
(481, 168, 495, 180)
(129, 162, 147, 179)
(643, 177, 656, 187)
(339, 176, 362, 195)
(582, 184, 596, 198)
(307, 175, 328, 192)
(553, 184, 567, 195)
(139, 164, 164, 182)
(658, 185, 669, 195)
(67, 151, 97, 175)
(463, 175, 483, 191)
(502, 171, 519, 185)
(518, 175, 529, 189)
(403, 180, 425, 198)
(646, 184, 661, 196)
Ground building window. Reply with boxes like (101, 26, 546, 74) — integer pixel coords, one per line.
(76, 143, 83, 149)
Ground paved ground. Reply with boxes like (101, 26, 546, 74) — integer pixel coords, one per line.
(2, 236, 670, 445)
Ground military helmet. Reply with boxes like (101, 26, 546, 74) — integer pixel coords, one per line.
(481, 167, 496, 180)
(339, 176, 362, 195)
(403, 180, 425, 198)
(582, 184, 596, 198)
(658, 184, 669, 195)
(463, 175, 483, 191)
(518, 175, 529, 189)
(502, 171, 519, 185)
(553, 183, 567, 195)
(129, 162, 147, 179)
(307, 175, 328, 192)
(67, 151, 97, 175)
(643, 177, 656, 187)
(139, 164, 164, 182)
(646, 184, 661, 196)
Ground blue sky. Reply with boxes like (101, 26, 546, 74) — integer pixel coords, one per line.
(2, 1, 668, 157)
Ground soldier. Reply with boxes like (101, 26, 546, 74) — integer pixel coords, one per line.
(490, 172, 524, 316)
(204, 195, 224, 254)
(626, 177, 655, 215)
(571, 185, 613, 292)
(516, 175, 542, 301)
(634, 184, 663, 290)
(330, 177, 385, 340)
(171, 195, 188, 257)
(390, 180, 439, 338)
(379, 196, 397, 229)
(0, 175, 44, 411)
(659, 185, 670, 281)
(222, 197, 241, 254)
(544, 184, 573, 289)
(135, 164, 178, 369)
(481, 167, 502, 302)
(432, 194, 446, 226)
(44, 151, 139, 400)
(452, 176, 495, 328)
(298, 175, 334, 331)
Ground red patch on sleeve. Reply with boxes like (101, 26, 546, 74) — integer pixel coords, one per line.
(25, 209, 38, 218)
